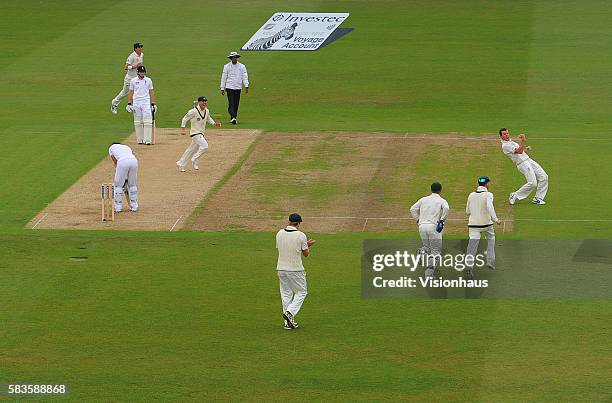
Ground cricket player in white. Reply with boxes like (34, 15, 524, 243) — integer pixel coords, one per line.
(176, 96, 221, 172)
(465, 176, 501, 278)
(499, 128, 548, 205)
(276, 213, 315, 330)
(220, 51, 249, 125)
(410, 182, 450, 278)
(108, 143, 138, 213)
(126, 66, 156, 145)
(111, 43, 144, 114)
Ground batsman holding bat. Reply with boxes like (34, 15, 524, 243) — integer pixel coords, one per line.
(499, 128, 549, 205)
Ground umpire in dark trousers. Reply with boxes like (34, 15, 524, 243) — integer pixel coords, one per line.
(220, 51, 249, 125)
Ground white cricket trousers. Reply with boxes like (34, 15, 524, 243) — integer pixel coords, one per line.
(515, 159, 548, 200)
(277, 270, 308, 316)
(133, 102, 153, 144)
(177, 134, 209, 166)
(418, 223, 442, 269)
(111, 78, 131, 106)
(113, 157, 138, 211)
(466, 226, 496, 268)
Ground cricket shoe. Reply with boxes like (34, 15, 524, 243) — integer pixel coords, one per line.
(231, 118, 237, 125)
(284, 320, 299, 330)
(282, 311, 297, 329)
(509, 192, 517, 205)
(129, 207, 138, 212)
(192, 161, 199, 170)
(176, 161, 186, 172)
(487, 264, 495, 270)
(532, 197, 546, 205)
(111, 103, 118, 114)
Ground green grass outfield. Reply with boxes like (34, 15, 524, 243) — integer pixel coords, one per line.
(1, 0, 611, 400)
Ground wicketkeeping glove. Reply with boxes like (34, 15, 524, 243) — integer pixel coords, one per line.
(436, 219, 445, 233)
(126, 103, 133, 113)
(150, 103, 157, 113)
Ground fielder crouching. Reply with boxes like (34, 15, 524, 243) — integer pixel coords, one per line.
(108, 142, 138, 212)
(410, 182, 450, 278)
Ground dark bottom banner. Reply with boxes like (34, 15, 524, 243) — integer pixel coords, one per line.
(361, 239, 611, 299)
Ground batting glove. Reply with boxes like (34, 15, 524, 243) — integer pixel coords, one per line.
(126, 103, 133, 113)
(436, 219, 445, 233)
(151, 103, 157, 113)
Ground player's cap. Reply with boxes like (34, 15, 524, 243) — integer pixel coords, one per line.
(227, 51, 241, 59)
(136, 65, 146, 73)
(478, 176, 491, 185)
(431, 182, 442, 192)
(197, 96, 208, 102)
(288, 213, 302, 223)
(134, 42, 144, 49)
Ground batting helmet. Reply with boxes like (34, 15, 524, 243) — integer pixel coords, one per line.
(136, 65, 146, 73)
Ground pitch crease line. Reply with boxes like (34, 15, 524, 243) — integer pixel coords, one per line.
(30, 213, 48, 229)
(170, 216, 183, 232)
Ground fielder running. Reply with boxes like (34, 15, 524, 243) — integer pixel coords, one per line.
(499, 128, 549, 205)
(176, 96, 221, 172)
(465, 176, 501, 279)
(111, 42, 144, 114)
(126, 66, 156, 145)
(410, 182, 450, 278)
(108, 143, 138, 213)
(276, 213, 315, 330)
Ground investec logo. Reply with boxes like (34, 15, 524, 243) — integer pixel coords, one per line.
(272, 13, 347, 23)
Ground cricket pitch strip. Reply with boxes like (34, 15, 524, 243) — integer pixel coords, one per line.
(28, 131, 513, 233)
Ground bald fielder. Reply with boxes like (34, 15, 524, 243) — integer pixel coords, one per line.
(465, 176, 501, 279)
(176, 96, 221, 172)
(410, 182, 450, 278)
(108, 143, 138, 213)
(499, 128, 548, 205)
(276, 213, 315, 330)
(126, 66, 156, 145)
(111, 42, 144, 114)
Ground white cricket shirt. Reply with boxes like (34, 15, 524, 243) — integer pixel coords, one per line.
(220, 62, 249, 90)
(124, 51, 144, 80)
(501, 139, 530, 165)
(108, 144, 136, 161)
(129, 76, 154, 104)
(181, 107, 216, 135)
(410, 193, 450, 225)
(276, 226, 308, 272)
(466, 186, 498, 227)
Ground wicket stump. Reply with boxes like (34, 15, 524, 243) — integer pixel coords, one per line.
(101, 183, 114, 221)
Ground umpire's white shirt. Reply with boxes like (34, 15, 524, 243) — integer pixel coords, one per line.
(276, 226, 308, 271)
(220, 62, 249, 90)
(501, 139, 530, 165)
(410, 193, 450, 225)
(129, 76, 154, 104)
(181, 107, 215, 135)
(108, 144, 136, 161)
